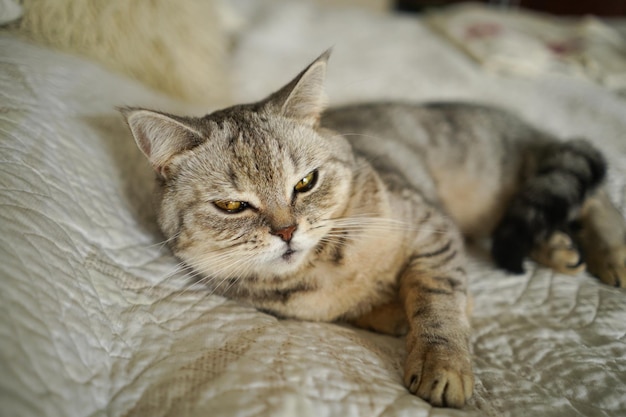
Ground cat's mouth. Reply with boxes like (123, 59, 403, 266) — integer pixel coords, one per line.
(271, 240, 315, 270)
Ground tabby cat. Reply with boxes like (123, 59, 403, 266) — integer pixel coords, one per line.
(121, 51, 626, 408)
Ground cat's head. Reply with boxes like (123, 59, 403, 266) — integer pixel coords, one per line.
(122, 51, 356, 282)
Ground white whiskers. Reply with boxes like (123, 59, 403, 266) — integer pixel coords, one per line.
(317, 214, 446, 237)
(135, 211, 448, 310)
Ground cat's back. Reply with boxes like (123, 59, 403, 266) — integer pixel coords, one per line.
(322, 101, 534, 150)
(322, 102, 549, 237)
(322, 101, 537, 190)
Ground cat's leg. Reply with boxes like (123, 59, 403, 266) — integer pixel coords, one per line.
(530, 230, 586, 275)
(399, 213, 473, 408)
(350, 294, 474, 337)
(575, 190, 626, 287)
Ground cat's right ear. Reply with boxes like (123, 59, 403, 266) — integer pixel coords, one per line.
(262, 49, 331, 127)
(120, 107, 204, 178)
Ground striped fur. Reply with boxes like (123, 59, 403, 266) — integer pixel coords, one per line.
(122, 51, 626, 408)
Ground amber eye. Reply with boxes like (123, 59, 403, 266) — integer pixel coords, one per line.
(214, 200, 248, 213)
(294, 170, 318, 193)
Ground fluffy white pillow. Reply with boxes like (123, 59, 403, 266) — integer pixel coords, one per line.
(18, 0, 229, 106)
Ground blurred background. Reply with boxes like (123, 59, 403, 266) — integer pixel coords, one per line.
(396, 0, 625, 16)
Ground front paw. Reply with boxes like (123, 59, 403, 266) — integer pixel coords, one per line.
(587, 245, 626, 288)
(404, 338, 474, 408)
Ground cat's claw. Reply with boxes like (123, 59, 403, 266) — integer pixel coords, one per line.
(404, 344, 474, 408)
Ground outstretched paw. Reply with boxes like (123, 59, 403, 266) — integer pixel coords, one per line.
(404, 341, 473, 408)
(587, 245, 626, 288)
(532, 231, 586, 275)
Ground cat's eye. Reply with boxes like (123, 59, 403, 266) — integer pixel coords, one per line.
(294, 170, 318, 193)
(214, 200, 248, 213)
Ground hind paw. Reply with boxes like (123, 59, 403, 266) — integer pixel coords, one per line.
(587, 245, 626, 288)
(532, 231, 586, 275)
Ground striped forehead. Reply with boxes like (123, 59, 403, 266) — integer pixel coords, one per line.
(226, 129, 296, 192)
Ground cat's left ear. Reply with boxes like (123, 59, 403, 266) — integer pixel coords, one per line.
(263, 49, 330, 127)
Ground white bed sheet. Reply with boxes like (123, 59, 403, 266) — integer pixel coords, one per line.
(1, 3, 625, 416)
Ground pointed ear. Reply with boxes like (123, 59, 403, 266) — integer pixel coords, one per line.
(120, 107, 204, 178)
(263, 49, 331, 127)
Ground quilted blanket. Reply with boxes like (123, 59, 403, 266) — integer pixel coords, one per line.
(2, 2, 625, 416)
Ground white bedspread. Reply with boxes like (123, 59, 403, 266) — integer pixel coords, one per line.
(1, 2, 626, 416)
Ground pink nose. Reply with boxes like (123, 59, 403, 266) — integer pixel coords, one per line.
(271, 224, 297, 242)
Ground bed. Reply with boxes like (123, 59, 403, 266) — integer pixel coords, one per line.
(1, 1, 625, 416)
